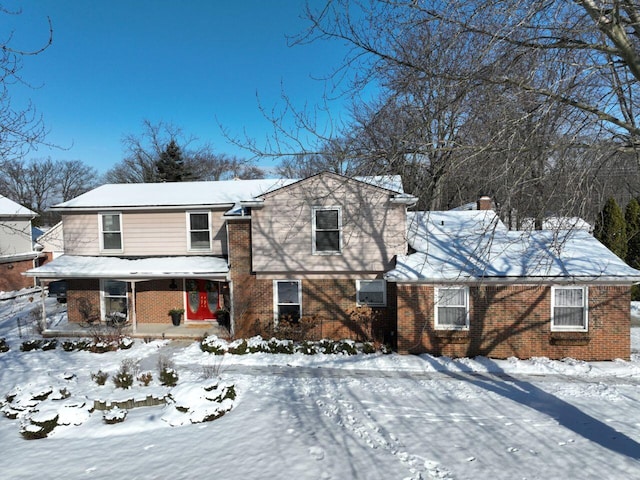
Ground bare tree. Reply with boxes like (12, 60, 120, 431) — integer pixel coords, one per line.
(0, 157, 98, 225)
(105, 120, 264, 183)
(0, 7, 52, 164)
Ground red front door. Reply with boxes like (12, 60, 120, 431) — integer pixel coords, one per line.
(185, 280, 220, 321)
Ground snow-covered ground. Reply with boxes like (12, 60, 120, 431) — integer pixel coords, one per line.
(1, 293, 640, 479)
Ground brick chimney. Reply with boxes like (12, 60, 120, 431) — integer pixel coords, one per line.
(477, 195, 492, 210)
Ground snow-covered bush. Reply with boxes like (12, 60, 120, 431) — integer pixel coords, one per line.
(227, 339, 248, 355)
(41, 339, 57, 351)
(113, 359, 139, 389)
(0, 337, 9, 353)
(200, 335, 226, 354)
(20, 413, 59, 440)
(158, 356, 179, 386)
(91, 370, 109, 386)
(103, 408, 127, 424)
(20, 339, 42, 351)
(137, 372, 153, 386)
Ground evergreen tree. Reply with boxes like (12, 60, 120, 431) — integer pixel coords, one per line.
(594, 197, 627, 260)
(156, 140, 191, 182)
(625, 198, 640, 300)
(625, 199, 640, 268)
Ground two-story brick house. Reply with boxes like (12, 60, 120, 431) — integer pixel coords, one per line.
(25, 172, 640, 360)
(26, 173, 414, 342)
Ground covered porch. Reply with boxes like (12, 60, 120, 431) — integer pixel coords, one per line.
(25, 255, 235, 339)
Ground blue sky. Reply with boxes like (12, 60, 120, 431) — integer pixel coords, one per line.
(4, 1, 352, 174)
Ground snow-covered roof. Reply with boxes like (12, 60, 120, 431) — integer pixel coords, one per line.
(25, 255, 229, 280)
(51, 174, 407, 211)
(520, 217, 592, 232)
(0, 195, 36, 217)
(51, 179, 297, 210)
(387, 211, 640, 283)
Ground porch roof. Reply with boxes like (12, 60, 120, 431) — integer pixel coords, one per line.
(24, 255, 229, 280)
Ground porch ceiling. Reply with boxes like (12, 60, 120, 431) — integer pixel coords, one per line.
(24, 255, 229, 281)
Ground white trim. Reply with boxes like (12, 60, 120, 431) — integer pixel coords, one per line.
(551, 285, 588, 332)
(434, 286, 470, 330)
(186, 210, 213, 252)
(98, 212, 123, 253)
(312, 206, 342, 255)
(356, 279, 387, 307)
(273, 279, 302, 323)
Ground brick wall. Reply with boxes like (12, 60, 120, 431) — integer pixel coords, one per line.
(0, 259, 36, 291)
(136, 279, 183, 324)
(227, 218, 397, 343)
(397, 283, 631, 360)
(67, 279, 101, 323)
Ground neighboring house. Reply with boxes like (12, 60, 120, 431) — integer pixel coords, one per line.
(0, 195, 44, 292)
(386, 208, 640, 360)
(24, 173, 640, 360)
(35, 221, 65, 263)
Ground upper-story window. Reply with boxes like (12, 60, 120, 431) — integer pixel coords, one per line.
(313, 207, 341, 254)
(188, 211, 211, 251)
(551, 286, 588, 331)
(99, 213, 122, 252)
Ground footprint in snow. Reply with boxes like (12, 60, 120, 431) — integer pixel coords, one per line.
(309, 446, 325, 461)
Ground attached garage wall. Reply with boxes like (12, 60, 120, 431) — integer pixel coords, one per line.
(396, 283, 631, 361)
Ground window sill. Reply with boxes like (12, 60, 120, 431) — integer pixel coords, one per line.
(312, 251, 342, 256)
(433, 330, 470, 344)
(550, 332, 590, 346)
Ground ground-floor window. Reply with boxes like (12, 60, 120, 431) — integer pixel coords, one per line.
(551, 286, 588, 331)
(100, 279, 128, 322)
(274, 280, 301, 322)
(356, 279, 387, 306)
(435, 286, 469, 330)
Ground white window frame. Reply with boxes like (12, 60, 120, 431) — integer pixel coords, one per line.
(312, 206, 342, 254)
(551, 286, 588, 332)
(98, 212, 123, 253)
(186, 211, 212, 252)
(99, 279, 129, 322)
(273, 280, 302, 323)
(356, 279, 387, 307)
(434, 286, 470, 330)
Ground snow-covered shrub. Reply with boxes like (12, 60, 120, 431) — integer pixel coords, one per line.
(158, 356, 179, 386)
(20, 339, 42, 351)
(227, 339, 248, 355)
(113, 359, 139, 389)
(20, 413, 59, 440)
(61, 341, 76, 352)
(334, 340, 358, 355)
(138, 372, 153, 386)
(0, 337, 9, 353)
(41, 339, 57, 351)
(200, 335, 227, 355)
(295, 340, 318, 355)
(91, 370, 109, 386)
(360, 342, 377, 354)
(247, 336, 269, 353)
(267, 338, 294, 354)
(103, 408, 127, 424)
(119, 337, 134, 350)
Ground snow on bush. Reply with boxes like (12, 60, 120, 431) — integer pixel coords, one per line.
(163, 380, 235, 426)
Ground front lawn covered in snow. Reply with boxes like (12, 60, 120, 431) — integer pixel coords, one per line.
(1, 293, 639, 479)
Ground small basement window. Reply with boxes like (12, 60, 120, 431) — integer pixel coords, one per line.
(356, 279, 387, 307)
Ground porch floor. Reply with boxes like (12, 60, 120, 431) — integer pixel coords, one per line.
(42, 320, 231, 341)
